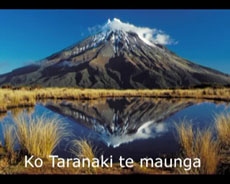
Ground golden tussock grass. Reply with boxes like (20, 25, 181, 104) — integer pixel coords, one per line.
(70, 140, 95, 160)
(13, 113, 66, 158)
(1, 87, 230, 113)
(1, 124, 16, 156)
(0, 113, 66, 160)
(215, 113, 230, 173)
(215, 113, 230, 148)
(175, 122, 220, 174)
(0, 89, 36, 112)
(1, 97, 230, 174)
(70, 139, 97, 174)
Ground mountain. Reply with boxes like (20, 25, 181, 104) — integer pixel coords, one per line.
(0, 18, 230, 89)
(45, 98, 194, 147)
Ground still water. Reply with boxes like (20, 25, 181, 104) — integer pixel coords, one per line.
(0, 98, 230, 162)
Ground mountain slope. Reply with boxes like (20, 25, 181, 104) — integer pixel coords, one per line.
(0, 18, 229, 89)
(45, 98, 193, 147)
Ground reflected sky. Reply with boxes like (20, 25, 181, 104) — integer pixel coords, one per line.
(0, 98, 230, 161)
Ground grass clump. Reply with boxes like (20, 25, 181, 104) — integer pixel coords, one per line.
(70, 139, 97, 174)
(70, 140, 95, 160)
(13, 113, 66, 159)
(215, 113, 230, 174)
(0, 112, 67, 174)
(215, 113, 230, 149)
(176, 122, 220, 174)
(1, 124, 16, 156)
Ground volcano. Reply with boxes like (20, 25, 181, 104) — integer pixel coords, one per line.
(45, 98, 193, 147)
(0, 18, 229, 89)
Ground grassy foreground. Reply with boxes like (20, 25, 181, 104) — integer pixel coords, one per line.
(0, 113, 170, 175)
(1, 86, 230, 174)
(1, 87, 230, 112)
(0, 112, 230, 174)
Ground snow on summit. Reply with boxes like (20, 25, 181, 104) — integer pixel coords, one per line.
(100, 18, 174, 46)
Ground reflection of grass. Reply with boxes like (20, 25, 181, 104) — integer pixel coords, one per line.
(1, 87, 230, 112)
(176, 123, 220, 174)
(1, 110, 230, 174)
(0, 114, 171, 174)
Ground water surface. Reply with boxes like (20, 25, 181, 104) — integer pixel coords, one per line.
(0, 98, 229, 162)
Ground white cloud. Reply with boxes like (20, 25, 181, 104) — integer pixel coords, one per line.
(88, 25, 102, 35)
(100, 120, 168, 148)
(155, 34, 172, 45)
(89, 18, 176, 46)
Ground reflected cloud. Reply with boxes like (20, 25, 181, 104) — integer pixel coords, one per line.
(99, 121, 168, 148)
(45, 98, 194, 148)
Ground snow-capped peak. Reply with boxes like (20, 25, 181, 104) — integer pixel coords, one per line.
(100, 18, 173, 47)
(67, 18, 174, 57)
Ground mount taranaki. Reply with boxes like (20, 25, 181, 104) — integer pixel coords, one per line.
(0, 19, 229, 89)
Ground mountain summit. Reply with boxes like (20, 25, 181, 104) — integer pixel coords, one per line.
(0, 18, 230, 89)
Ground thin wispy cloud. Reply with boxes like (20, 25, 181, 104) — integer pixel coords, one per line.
(0, 62, 8, 68)
(23, 60, 39, 66)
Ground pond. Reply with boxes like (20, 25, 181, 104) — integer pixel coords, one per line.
(0, 98, 230, 162)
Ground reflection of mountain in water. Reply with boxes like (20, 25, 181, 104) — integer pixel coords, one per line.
(45, 98, 194, 147)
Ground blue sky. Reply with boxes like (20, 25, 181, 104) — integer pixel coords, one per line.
(0, 9, 230, 74)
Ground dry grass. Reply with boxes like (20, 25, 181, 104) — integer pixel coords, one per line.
(1, 124, 16, 156)
(68, 139, 171, 175)
(1, 90, 230, 174)
(175, 122, 220, 174)
(31, 87, 230, 101)
(70, 140, 95, 160)
(70, 139, 97, 174)
(0, 157, 10, 174)
(215, 113, 230, 174)
(2, 114, 229, 174)
(13, 113, 66, 158)
(1, 87, 230, 112)
(215, 113, 230, 148)
(0, 89, 36, 112)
